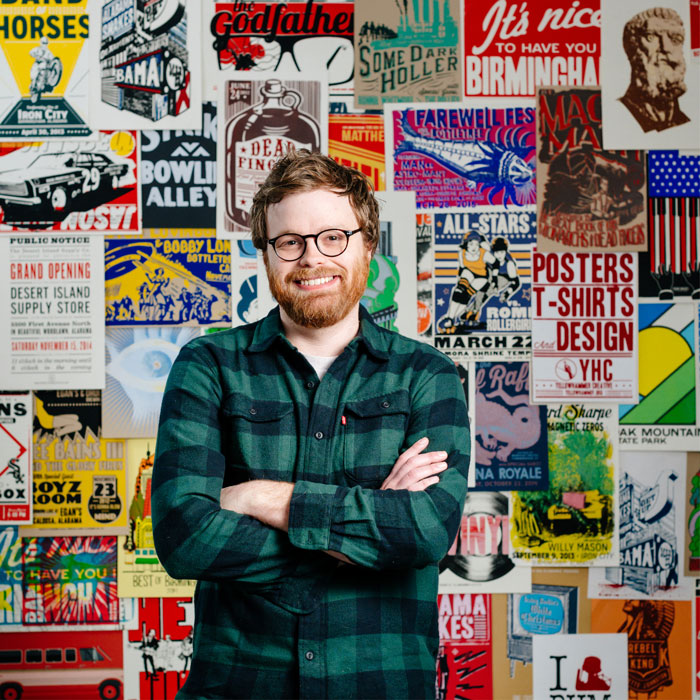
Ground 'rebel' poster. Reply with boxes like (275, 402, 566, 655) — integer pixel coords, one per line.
(531, 251, 638, 403)
(463, 0, 601, 98)
(0, 393, 31, 525)
(385, 101, 536, 209)
(0, 0, 91, 140)
(89, 0, 202, 131)
(536, 86, 648, 253)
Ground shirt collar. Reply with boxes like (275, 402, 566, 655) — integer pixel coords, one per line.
(247, 305, 390, 362)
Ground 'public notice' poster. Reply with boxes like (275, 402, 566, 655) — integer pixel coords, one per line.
(0, 394, 31, 525)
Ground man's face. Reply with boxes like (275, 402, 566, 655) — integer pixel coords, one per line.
(632, 16, 686, 100)
(264, 188, 372, 329)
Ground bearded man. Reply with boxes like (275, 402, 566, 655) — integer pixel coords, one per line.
(620, 7, 690, 132)
(151, 151, 470, 699)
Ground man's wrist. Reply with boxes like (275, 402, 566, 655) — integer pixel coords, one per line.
(241, 480, 294, 532)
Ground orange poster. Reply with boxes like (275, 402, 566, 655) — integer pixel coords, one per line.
(328, 114, 385, 192)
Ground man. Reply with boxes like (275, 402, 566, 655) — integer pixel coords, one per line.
(152, 151, 470, 699)
(619, 7, 690, 132)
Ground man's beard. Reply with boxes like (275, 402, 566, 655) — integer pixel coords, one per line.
(265, 255, 370, 329)
(632, 50, 687, 104)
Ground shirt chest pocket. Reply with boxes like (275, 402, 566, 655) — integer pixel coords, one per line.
(221, 393, 296, 479)
(343, 389, 410, 489)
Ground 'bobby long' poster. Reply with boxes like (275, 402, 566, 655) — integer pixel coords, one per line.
(0, 393, 31, 525)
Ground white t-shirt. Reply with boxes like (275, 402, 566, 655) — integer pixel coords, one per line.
(302, 352, 338, 380)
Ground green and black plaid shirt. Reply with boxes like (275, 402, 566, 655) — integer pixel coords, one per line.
(152, 306, 470, 699)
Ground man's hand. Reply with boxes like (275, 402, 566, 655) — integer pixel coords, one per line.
(381, 437, 447, 491)
(220, 480, 294, 531)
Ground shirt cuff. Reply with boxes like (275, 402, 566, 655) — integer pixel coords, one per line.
(288, 480, 344, 551)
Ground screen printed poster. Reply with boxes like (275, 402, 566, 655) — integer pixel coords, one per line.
(589, 451, 693, 601)
(26, 390, 127, 536)
(118, 439, 195, 598)
(0, 0, 90, 139)
(619, 302, 699, 451)
(531, 252, 638, 403)
(105, 231, 232, 327)
(0, 233, 105, 391)
(141, 101, 217, 229)
(536, 86, 648, 253)
(687, 452, 700, 576)
(511, 404, 619, 566)
(0, 131, 139, 234)
(329, 113, 385, 192)
(231, 239, 257, 327)
(0, 393, 31, 525)
(124, 597, 193, 700)
(89, 0, 202, 131)
(22, 535, 118, 625)
(217, 72, 328, 238)
(592, 599, 692, 700)
(464, 0, 601, 97)
(440, 491, 531, 595)
(473, 361, 548, 491)
(0, 526, 22, 625)
(385, 102, 536, 209)
(432, 206, 534, 361)
(436, 593, 493, 700)
(206, 2, 354, 100)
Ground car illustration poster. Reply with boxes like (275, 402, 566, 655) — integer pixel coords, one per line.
(0, 1, 91, 140)
(141, 101, 217, 229)
(0, 131, 140, 234)
(0, 526, 22, 625)
(385, 101, 536, 209)
(102, 327, 200, 439)
(686, 451, 700, 576)
(0, 234, 105, 391)
(89, 0, 202, 131)
(531, 252, 638, 403)
(354, 0, 460, 108)
(619, 302, 700, 450)
(601, 0, 700, 150)
(217, 72, 328, 238)
(22, 535, 118, 625)
(510, 403, 619, 566)
(436, 593, 493, 700)
(0, 393, 31, 525)
(536, 86, 648, 253)
(25, 390, 128, 536)
(589, 451, 693, 601)
(432, 206, 535, 361)
(463, 0, 601, 98)
(118, 439, 195, 598)
(205, 2, 354, 100)
(474, 361, 548, 491)
(329, 113, 385, 192)
(105, 230, 232, 327)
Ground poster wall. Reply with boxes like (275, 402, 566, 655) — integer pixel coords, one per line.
(0, 393, 31, 525)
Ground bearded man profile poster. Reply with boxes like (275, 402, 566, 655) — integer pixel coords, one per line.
(601, 1, 700, 150)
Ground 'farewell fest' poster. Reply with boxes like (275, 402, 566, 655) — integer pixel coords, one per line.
(439, 492, 531, 595)
(619, 302, 700, 450)
(118, 439, 195, 598)
(536, 86, 648, 253)
(0, 526, 22, 625)
(329, 113, 385, 192)
(592, 599, 693, 700)
(687, 452, 700, 576)
(206, 2, 354, 100)
(0, 0, 91, 139)
(103, 327, 200, 439)
(217, 72, 328, 237)
(0, 131, 140, 234)
(436, 593, 493, 700)
(385, 102, 536, 209)
(531, 252, 638, 403)
(27, 390, 127, 536)
(124, 597, 193, 700)
(89, 0, 202, 130)
(588, 451, 693, 601)
(511, 404, 619, 566)
(354, 0, 460, 108)
(0, 394, 31, 525)
(141, 102, 217, 229)
(432, 206, 535, 361)
(0, 234, 105, 391)
(22, 535, 118, 625)
(473, 361, 548, 491)
(463, 0, 601, 97)
(105, 231, 232, 327)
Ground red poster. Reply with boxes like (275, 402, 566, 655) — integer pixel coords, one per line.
(464, 0, 601, 97)
(692, 0, 700, 59)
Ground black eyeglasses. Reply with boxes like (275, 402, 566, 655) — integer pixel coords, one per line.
(267, 228, 362, 261)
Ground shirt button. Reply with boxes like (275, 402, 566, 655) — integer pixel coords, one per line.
(381, 400, 390, 408)
(305, 651, 315, 661)
(306, 381, 314, 389)
(314, 431, 324, 440)
(249, 407, 257, 415)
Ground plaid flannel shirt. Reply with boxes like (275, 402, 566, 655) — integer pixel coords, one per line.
(152, 306, 470, 700)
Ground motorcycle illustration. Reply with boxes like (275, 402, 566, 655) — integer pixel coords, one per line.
(29, 37, 63, 103)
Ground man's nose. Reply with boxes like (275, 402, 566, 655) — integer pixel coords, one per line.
(298, 237, 327, 265)
(659, 32, 675, 53)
